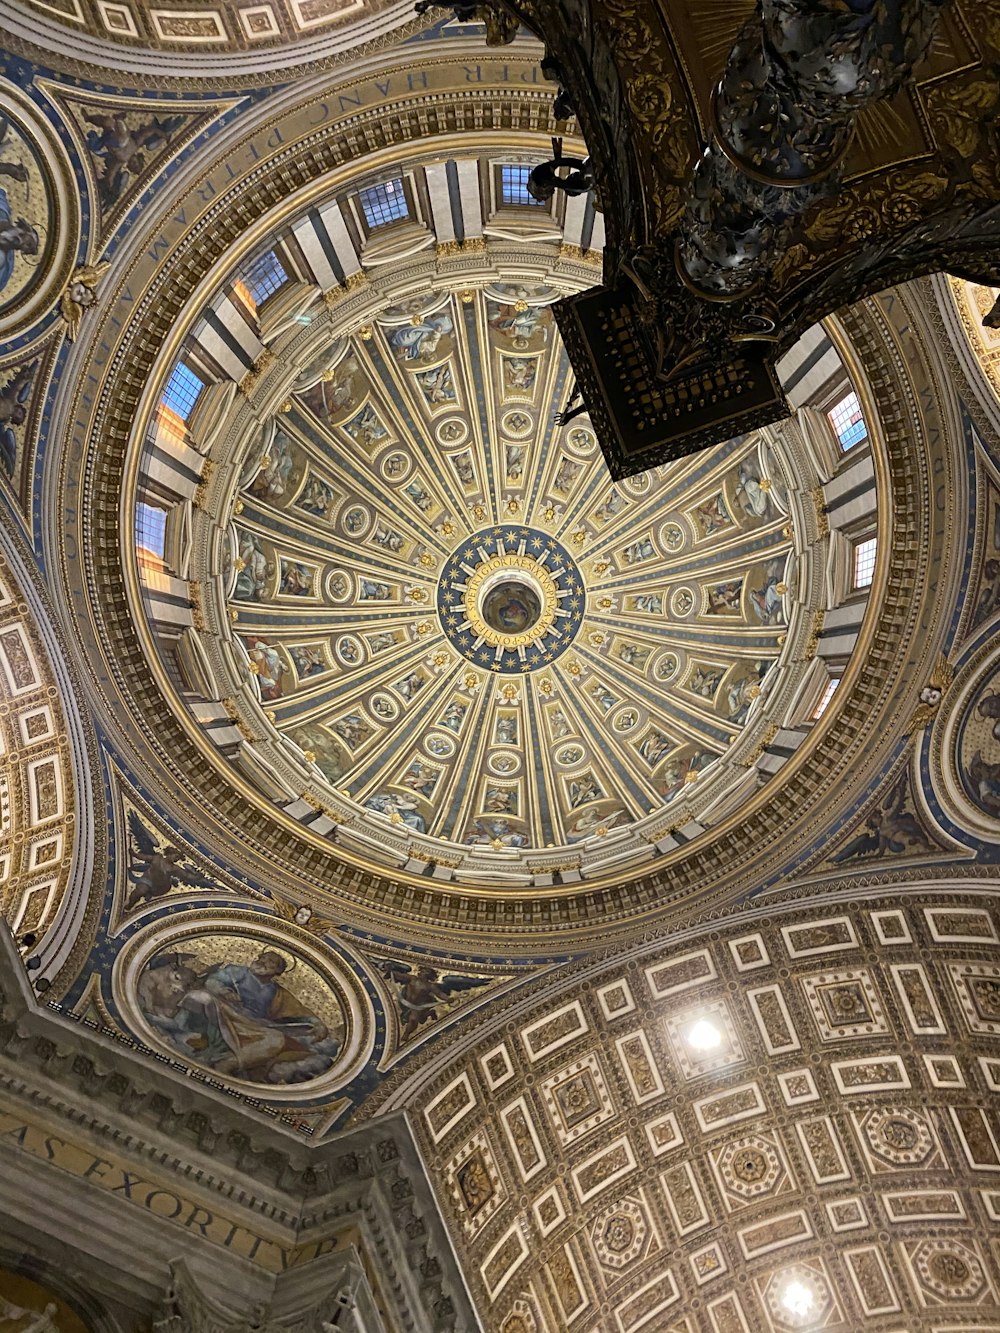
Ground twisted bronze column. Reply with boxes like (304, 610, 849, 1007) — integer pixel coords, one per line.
(679, 0, 950, 297)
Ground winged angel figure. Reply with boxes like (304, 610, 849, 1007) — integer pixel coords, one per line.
(905, 656, 954, 734)
(59, 262, 110, 342)
(83, 110, 185, 210)
(0, 359, 37, 477)
(380, 959, 490, 1041)
(125, 810, 217, 909)
(271, 895, 336, 936)
(832, 774, 932, 863)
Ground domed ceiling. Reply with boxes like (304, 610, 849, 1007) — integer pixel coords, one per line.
(22, 31, 913, 968)
(0, 0, 419, 79)
(235, 288, 788, 848)
(133, 266, 828, 886)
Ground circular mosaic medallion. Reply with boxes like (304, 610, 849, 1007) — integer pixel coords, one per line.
(370, 692, 398, 721)
(381, 450, 412, 482)
(436, 416, 468, 447)
(0, 82, 79, 339)
(343, 505, 371, 537)
(488, 750, 521, 775)
(661, 522, 685, 551)
(500, 408, 533, 439)
(656, 652, 680, 680)
(438, 527, 584, 673)
(425, 732, 455, 758)
(116, 918, 375, 1099)
(565, 425, 596, 455)
(671, 587, 696, 616)
(612, 707, 640, 733)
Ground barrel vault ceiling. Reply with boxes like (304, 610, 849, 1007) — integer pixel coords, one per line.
(0, 7, 999, 1331)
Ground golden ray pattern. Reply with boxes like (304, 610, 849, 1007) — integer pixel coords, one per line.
(203, 284, 793, 858)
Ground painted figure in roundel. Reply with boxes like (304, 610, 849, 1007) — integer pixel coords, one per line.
(0, 113, 49, 316)
(137, 935, 345, 1085)
(958, 669, 1000, 820)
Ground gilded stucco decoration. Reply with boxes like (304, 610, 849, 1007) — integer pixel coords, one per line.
(919, 279, 1000, 850)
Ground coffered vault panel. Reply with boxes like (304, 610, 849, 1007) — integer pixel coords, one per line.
(0, 555, 78, 945)
(393, 891, 1000, 1333)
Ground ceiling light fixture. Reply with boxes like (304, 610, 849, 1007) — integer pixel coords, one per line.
(780, 1279, 815, 1319)
(685, 1017, 722, 1051)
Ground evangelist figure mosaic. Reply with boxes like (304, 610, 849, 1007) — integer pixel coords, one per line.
(137, 934, 345, 1085)
(958, 663, 1000, 820)
(0, 112, 46, 314)
(0, 358, 37, 479)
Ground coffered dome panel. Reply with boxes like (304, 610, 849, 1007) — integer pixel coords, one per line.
(130, 238, 849, 889)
